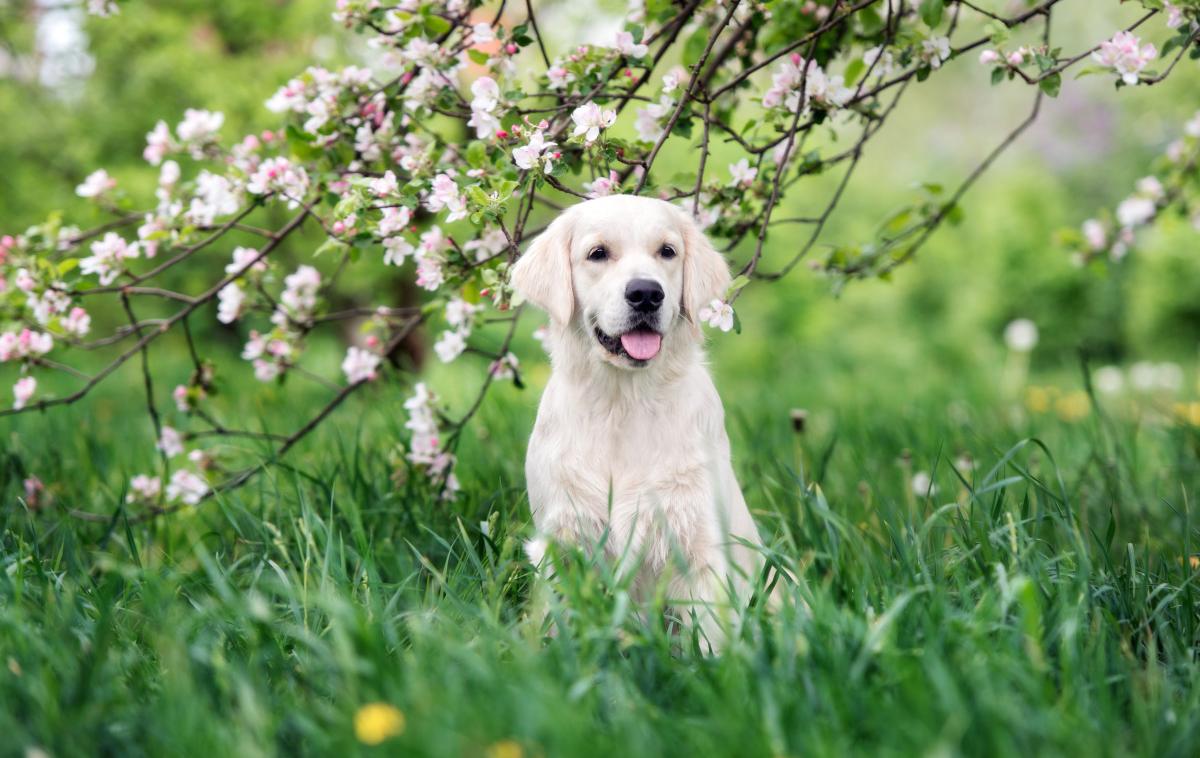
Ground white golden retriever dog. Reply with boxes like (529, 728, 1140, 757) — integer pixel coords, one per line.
(510, 194, 769, 645)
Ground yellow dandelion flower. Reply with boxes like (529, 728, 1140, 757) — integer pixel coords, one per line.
(1055, 391, 1090, 422)
(1025, 386, 1052, 414)
(486, 740, 525, 758)
(1174, 402, 1200, 427)
(1190, 555, 1200, 570)
(354, 702, 405, 745)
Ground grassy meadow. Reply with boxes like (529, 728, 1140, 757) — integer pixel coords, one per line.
(3, 1, 1200, 756)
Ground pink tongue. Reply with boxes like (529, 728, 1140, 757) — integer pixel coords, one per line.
(620, 329, 662, 361)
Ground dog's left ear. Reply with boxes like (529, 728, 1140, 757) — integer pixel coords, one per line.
(678, 207, 731, 333)
(509, 211, 575, 325)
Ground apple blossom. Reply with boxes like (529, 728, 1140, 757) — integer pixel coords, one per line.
(144, 121, 173, 165)
(384, 237, 415, 266)
(76, 169, 116, 199)
(127, 475, 162, 502)
(12, 376, 36, 410)
(226, 246, 267, 275)
(728, 158, 757, 187)
(546, 65, 574, 90)
(1092, 31, 1157, 86)
(166, 469, 208, 505)
(342, 346, 382, 383)
(570, 101, 617, 144)
(584, 170, 621, 199)
(1081, 219, 1107, 251)
(1164, 2, 1186, 29)
(370, 170, 399, 197)
(1116, 196, 1155, 228)
(176, 108, 224, 147)
(434, 330, 467, 363)
(614, 30, 648, 59)
(920, 37, 952, 69)
(157, 426, 185, 458)
(378, 206, 413, 237)
(61, 307, 91, 337)
(472, 22, 495, 44)
(978, 50, 1001, 66)
(863, 45, 897, 76)
(216, 283, 246, 324)
(246, 156, 310, 206)
(87, 0, 119, 17)
(698, 300, 735, 332)
(512, 129, 557, 171)
(80, 232, 138, 286)
(463, 228, 509, 261)
(489, 352, 519, 380)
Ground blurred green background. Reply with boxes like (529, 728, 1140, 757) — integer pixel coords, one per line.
(1, 0, 1198, 484)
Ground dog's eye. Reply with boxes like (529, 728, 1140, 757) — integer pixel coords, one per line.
(659, 245, 677, 259)
(587, 246, 609, 262)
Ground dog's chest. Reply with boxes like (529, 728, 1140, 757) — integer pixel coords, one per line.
(528, 384, 724, 567)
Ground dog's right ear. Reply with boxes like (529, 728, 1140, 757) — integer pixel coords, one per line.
(509, 212, 575, 325)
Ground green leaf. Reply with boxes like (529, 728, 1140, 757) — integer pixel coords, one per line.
(843, 58, 866, 87)
(726, 275, 750, 296)
(991, 66, 1005, 85)
(920, 0, 944, 28)
(467, 48, 489, 65)
(423, 14, 451, 36)
(1038, 72, 1062, 98)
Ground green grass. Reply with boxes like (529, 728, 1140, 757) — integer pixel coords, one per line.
(3, 354, 1200, 758)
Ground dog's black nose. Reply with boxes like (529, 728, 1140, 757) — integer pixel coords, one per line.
(625, 279, 664, 313)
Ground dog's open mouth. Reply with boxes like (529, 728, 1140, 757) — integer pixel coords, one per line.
(594, 324, 663, 362)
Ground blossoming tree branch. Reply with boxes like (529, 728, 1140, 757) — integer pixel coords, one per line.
(2, 0, 1198, 518)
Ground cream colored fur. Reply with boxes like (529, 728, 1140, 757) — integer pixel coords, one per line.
(510, 195, 767, 647)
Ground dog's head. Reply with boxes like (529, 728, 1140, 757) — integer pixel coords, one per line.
(510, 195, 730, 369)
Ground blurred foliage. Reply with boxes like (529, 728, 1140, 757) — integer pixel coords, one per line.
(0, 0, 1198, 385)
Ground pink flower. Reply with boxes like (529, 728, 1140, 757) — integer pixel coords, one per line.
(127, 475, 162, 503)
(1081, 219, 1107, 251)
(614, 30, 648, 58)
(378, 206, 413, 237)
(144, 121, 173, 165)
(342, 346, 382, 383)
(173, 384, 191, 412)
(489, 352, 519, 380)
(12, 376, 36, 409)
(1092, 31, 1157, 85)
(698, 300, 735, 332)
(216, 283, 246, 324)
(571, 101, 617, 144)
(424, 173, 467, 222)
(512, 129, 557, 171)
(61, 307, 91, 337)
(728, 158, 757, 187)
(370, 170, 399, 197)
(247, 157, 310, 207)
(472, 22, 495, 44)
(978, 50, 1001, 65)
(226, 246, 266, 275)
(176, 108, 224, 145)
(1164, 2, 1185, 29)
(76, 169, 116, 199)
(584, 170, 621, 198)
(1117, 196, 1156, 227)
(546, 66, 574, 90)
(157, 426, 185, 458)
(166, 469, 208, 505)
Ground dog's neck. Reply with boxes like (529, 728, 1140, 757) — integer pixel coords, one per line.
(546, 318, 706, 408)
